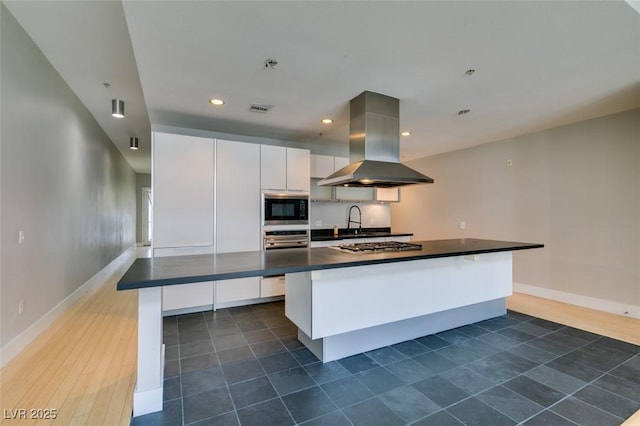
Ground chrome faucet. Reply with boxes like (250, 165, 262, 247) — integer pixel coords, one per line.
(347, 205, 362, 234)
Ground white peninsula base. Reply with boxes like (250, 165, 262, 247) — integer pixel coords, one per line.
(285, 252, 512, 362)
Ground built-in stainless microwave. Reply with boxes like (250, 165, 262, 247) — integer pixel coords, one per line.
(263, 193, 309, 226)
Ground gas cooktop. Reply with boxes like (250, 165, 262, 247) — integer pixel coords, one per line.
(333, 241, 423, 253)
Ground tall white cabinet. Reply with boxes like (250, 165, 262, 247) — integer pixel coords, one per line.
(215, 140, 261, 306)
(153, 131, 310, 313)
(152, 132, 215, 312)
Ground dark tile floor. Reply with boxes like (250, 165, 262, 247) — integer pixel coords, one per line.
(131, 301, 640, 426)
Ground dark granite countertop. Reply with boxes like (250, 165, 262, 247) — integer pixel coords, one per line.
(311, 227, 413, 242)
(117, 238, 543, 291)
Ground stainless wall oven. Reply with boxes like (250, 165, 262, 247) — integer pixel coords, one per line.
(263, 229, 309, 250)
(263, 193, 309, 226)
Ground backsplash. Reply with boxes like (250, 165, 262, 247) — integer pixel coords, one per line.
(310, 201, 390, 229)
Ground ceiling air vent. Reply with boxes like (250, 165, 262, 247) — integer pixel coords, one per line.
(249, 104, 272, 113)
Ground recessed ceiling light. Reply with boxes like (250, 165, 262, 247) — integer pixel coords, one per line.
(321, 118, 333, 124)
(458, 109, 471, 115)
(209, 98, 225, 106)
(401, 131, 411, 136)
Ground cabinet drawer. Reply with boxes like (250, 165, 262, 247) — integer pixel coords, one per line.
(163, 282, 214, 311)
(261, 276, 286, 297)
(215, 277, 260, 303)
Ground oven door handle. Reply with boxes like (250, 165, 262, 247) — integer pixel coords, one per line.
(264, 240, 309, 250)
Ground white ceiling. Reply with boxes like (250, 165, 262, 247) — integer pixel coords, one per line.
(5, 1, 640, 174)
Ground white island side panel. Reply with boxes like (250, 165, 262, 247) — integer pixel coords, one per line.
(307, 252, 512, 339)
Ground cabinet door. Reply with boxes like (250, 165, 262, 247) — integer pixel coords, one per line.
(335, 187, 375, 201)
(216, 140, 261, 305)
(261, 276, 286, 297)
(154, 247, 214, 313)
(260, 145, 287, 191)
(152, 132, 214, 248)
(216, 140, 261, 253)
(310, 154, 334, 178)
(334, 156, 349, 170)
(286, 148, 310, 192)
(216, 278, 260, 304)
(376, 187, 400, 202)
(163, 283, 215, 312)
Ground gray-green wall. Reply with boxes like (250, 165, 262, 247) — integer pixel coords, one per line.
(0, 4, 136, 348)
(393, 109, 640, 313)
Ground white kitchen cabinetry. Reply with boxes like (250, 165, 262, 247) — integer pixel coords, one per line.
(310, 154, 335, 201)
(216, 140, 261, 306)
(375, 187, 400, 202)
(310, 154, 335, 178)
(285, 252, 511, 362)
(335, 186, 375, 201)
(261, 145, 310, 192)
(334, 156, 349, 170)
(260, 145, 287, 191)
(155, 247, 215, 312)
(260, 276, 286, 298)
(152, 132, 215, 314)
(287, 147, 311, 191)
(153, 132, 215, 248)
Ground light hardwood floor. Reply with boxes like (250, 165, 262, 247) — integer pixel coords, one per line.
(1, 286, 638, 425)
(0, 270, 138, 425)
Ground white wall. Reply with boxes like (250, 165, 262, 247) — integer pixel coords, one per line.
(0, 5, 136, 349)
(393, 109, 640, 316)
(311, 202, 391, 229)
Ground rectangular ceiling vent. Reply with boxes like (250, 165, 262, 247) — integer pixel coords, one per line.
(249, 104, 272, 113)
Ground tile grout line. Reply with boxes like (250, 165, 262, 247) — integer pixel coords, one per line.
(148, 304, 639, 426)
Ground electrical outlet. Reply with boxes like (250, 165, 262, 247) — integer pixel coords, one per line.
(18, 300, 24, 315)
(460, 221, 466, 229)
(18, 230, 25, 244)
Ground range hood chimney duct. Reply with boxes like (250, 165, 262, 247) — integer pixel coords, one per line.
(318, 91, 433, 188)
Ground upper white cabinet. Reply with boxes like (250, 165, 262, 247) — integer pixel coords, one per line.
(261, 146, 310, 192)
(287, 147, 311, 191)
(335, 186, 375, 201)
(375, 187, 400, 202)
(334, 156, 349, 171)
(152, 132, 215, 248)
(310, 154, 335, 178)
(260, 145, 287, 191)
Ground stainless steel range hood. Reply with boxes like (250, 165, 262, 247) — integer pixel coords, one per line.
(319, 91, 433, 188)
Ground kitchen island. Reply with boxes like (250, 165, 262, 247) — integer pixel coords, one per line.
(118, 238, 543, 416)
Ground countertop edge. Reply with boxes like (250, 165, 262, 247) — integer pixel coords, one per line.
(117, 240, 544, 291)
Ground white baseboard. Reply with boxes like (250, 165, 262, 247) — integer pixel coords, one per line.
(0, 245, 137, 368)
(513, 282, 640, 320)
